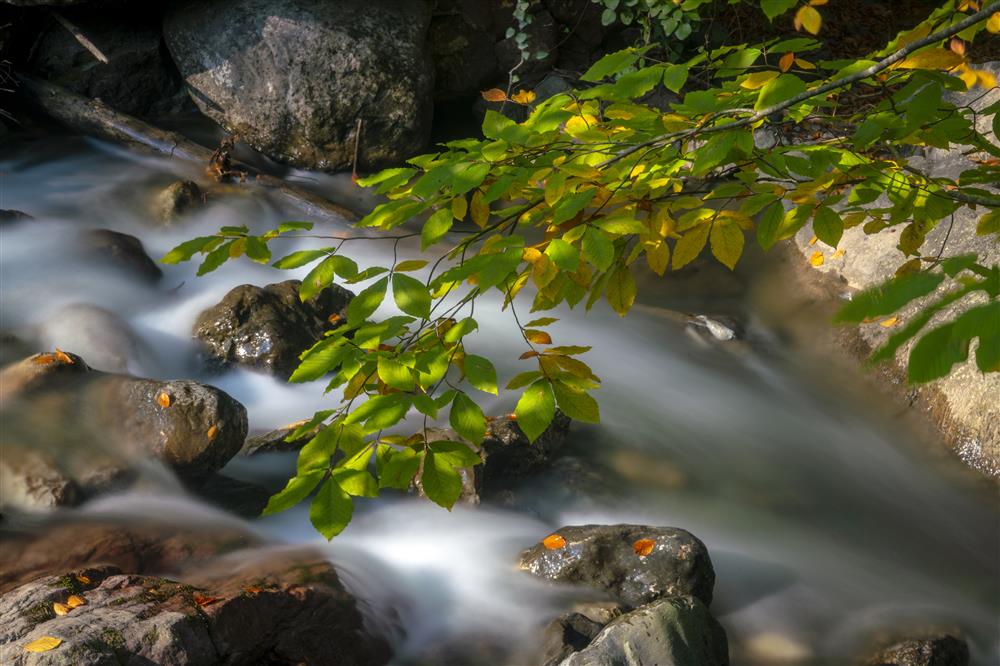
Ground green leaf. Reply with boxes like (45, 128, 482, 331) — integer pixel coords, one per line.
(273, 249, 329, 269)
(709, 220, 744, 271)
(263, 471, 324, 515)
(290, 338, 349, 383)
(546, 238, 580, 271)
(582, 227, 615, 272)
(977, 210, 1000, 236)
(672, 221, 711, 270)
(297, 425, 341, 474)
(162, 236, 219, 264)
(813, 207, 844, 248)
(581, 48, 641, 82)
(422, 208, 453, 250)
(464, 354, 498, 395)
(430, 440, 482, 468)
(379, 448, 421, 489)
(908, 322, 969, 383)
(450, 392, 487, 443)
(760, 0, 797, 19)
(277, 221, 314, 233)
(245, 237, 271, 264)
(197, 241, 233, 276)
(515, 379, 555, 444)
(344, 393, 412, 430)
(331, 466, 378, 498)
(662, 64, 689, 93)
(310, 478, 354, 539)
(553, 381, 599, 423)
(444, 317, 479, 343)
(835, 272, 945, 323)
(605, 264, 636, 316)
(691, 132, 737, 176)
(421, 451, 464, 509)
(394, 259, 429, 272)
(378, 355, 416, 391)
(755, 74, 806, 111)
(596, 216, 648, 235)
(392, 273, 432, 319)
(756, 201, 785, 251)
(348, 276, 389, 324)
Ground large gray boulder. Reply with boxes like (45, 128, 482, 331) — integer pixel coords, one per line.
(787, 61, 1000, 479)
(519, 524, 715, 608)
(163, 0, 434, 170)
(192, 280, 353, 379)
(559, 597, 729, 666)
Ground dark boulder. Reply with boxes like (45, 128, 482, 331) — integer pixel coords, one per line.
(538, 611, 605, 666)
(428, 0, 498, 101)
(560, 596, 729, 666)
(519, 524, 716, 608)
(164, 0, 434, 171)
(192, 279, 353, 379)
(152, 179, 203, 225)
(78, 229, 162, 283)
(0, 209, 33, 224)
(26, 8, 185, 116)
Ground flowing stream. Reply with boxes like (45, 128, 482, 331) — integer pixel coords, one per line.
(2, 128, 998, 665)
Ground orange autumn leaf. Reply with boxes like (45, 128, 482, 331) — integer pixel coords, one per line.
(519, 350, 539, 359)
(542, 534, 567, 550)
(243, 586, 263, 596)
(779, 52, 795, 72)
(481, 88, 507, 102)
(879, 316, 899, 328)
(156, 391, 172, 408)
(633, 539, 656, 557)
(809, 251, 824, 267)
(511, 89, 537, 105)
(54, 348, 74, 364)
(66, 595, 86, 608)
(207, 424, 219, 442)
(193, 593, 222, 607)
(525, 330, 552, 345)
(75, 574, 91, 585)
(32, 353, 56, 365)
(52, 602, 70, 616)
(949, 37, 966, 56)
(24, 636, 62, 653)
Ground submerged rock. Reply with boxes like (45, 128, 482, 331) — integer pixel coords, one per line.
(519, 524, 715, 608)
(152, 179, 203, 225)
(164, 0, 434, 171)
(192, 280, 353, 379)
(865, 635, 969, 666)
(538, 612, 605, 666)
(78, 229, 162, 283)
(186, 474, 270, 519)
(560, 596, 729, 666)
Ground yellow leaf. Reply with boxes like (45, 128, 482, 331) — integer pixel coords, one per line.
(710, 220, 744, 271)
(542, 534, 567, 550)
(526, 330, 553, 345)
(156, 391, 172, 408)
(511, 89, 537, 105)
(75, 575, 91, 585)
(879, 316, 899, 328)
(565, 114, 599, 135)
(779, 52, 795, 72)
(740, 71, 780, 89)
(480, 88, 507, 102)
(975, 69, 998, 89)
(794, 58, 816, 70)
(808, 235, 818, 246)
(645, 241, 670, 276)
(451, 195, 468, 221)
(605, 265, 637, 316)
(831, 248, 845, 259)
(988, 12, 1000, 33)
(25, 637, 63, 652)
(809, 0, 828, 5)
(207, 424, 219, 442)
(470, 190, 489, 228)
(66, 595, 86, 608)
(809, 250, 824, 267)
(52, 603, 70, 616)
(795, 6, 822, 35)
(633, 539, 656, 557)
(899, 49, 965, 70)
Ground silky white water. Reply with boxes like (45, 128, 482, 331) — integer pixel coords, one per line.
(1, 130, 997, 665)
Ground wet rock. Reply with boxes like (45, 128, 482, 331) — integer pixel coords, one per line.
(0, 448, 81, 512)
(152, 179, 202, 225)
(240, 424, 303, 456)
(78, 229, 162, 283)
(519, 524, 715, 608)
(0, 209, 33, 224)
(187, 474, 270, 519)
(415, 411, 571, 505)
(0, 548, 390, 665)
(561, 596, 729, 666)
(539, 611, 605, 666)
(0, 521, 259, 594)
(37, 304, 147, 374)
(429, 1, 498, 101)
(865, 635, 969, 666)
(0, 353, 248, 511)
(164, 0, 434, 171)
(27, 9, 185, 116)
(193, 279, 353, 379)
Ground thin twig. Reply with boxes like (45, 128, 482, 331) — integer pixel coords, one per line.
(49, 10, 109, 64)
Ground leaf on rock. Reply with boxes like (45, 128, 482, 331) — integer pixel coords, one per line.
(52, 602, 69, 616)
(156, 391, 172, 408)
(543, 534, 567, 550)
(481, 88, 508, 102)
(25, 637, 63, 653)
(66, 595, 86, 608)
(633, 539, 656, 557)
(193, 593, 222, 608)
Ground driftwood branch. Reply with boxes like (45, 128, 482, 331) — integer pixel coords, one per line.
(20, 75, 358, 222)
(49, 11, 110, 65)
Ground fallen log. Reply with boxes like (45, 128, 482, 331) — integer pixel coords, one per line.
(19, 75, 358, 223)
